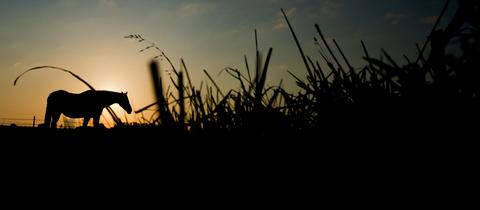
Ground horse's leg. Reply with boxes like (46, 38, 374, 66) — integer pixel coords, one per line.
(44, 103, 51, 128)
(83, 117, 90, 127)
(51, 112, 60, 128)
(93, 115, 100, 127)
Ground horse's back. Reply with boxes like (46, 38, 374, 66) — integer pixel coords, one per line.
(47, 90, 70, 102)
(47, 90, 84, 105)
(49, 90, 69, 96)
(79, 90, 97, 97)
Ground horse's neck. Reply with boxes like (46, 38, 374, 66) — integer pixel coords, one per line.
(96, 91, 121, 107)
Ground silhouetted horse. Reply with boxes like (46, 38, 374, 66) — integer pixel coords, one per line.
(44, 90, 132, 128)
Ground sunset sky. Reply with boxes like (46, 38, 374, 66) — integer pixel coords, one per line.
(0, 0, 456, 126)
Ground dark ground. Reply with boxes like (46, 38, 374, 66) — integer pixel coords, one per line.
(0, 123, 473, 205)
(1, 122, 474, 164)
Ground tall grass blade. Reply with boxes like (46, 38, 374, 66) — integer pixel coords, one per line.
(196, 90, 207, 128)
(382, 49, 400, 69)
(333, 39, 354, 71)
(255, 29, 260, 86)
(257, 48, 273, 96)
(316, 61, 326, 81)
(204, 69, 225, 98)
(150, 61, 173, 126)
(181, 58, 194, 92)
(415, 43, 427, 65)
(281, 8, 312, 75)
(14, 66, 94, 89)
(135, 101, 157, 114)
(315, 24, 345, 74)
(244, 55, 252, 84)
(361, 40, 375, 70)
(415, 0, 452, 64)
(306, 56, 318, 82)
(267, 81, 282, 108)
(178, 71, 185, 130)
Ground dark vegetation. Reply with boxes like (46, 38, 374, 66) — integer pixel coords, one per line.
(3, 1, 479, 160)
(130, 1, 478, 145)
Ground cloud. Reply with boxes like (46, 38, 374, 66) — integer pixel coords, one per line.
(57, 0, 78, 8)
(274, 8, 296, 30)
(8, 62, 24, 72)
(420, 16, 438, 25)
(98, 0, 117, 8)
(179, 2, 211, 17)
(13, 62, 23, 68)
(385, 12, 406, 25)
(320, 0, 343, 17)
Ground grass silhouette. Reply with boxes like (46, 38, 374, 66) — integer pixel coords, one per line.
(118, 2, 478, 148)
(5, 1, 479, 150)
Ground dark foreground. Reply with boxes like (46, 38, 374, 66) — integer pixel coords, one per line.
(1, 124, 474, 204)
(1, 123, 475, 161)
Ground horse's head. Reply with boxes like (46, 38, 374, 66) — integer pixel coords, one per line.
(119, 91, 132, 114)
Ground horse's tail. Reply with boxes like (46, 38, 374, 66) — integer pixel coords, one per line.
(44, 102, 51, 128)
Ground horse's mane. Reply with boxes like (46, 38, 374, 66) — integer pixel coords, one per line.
(81, 90, 124, 97)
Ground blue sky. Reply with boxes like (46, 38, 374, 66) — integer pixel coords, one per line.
(0, 0, 456, 125)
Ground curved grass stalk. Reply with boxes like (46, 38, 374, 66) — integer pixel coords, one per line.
(13, 66, 123, 126)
